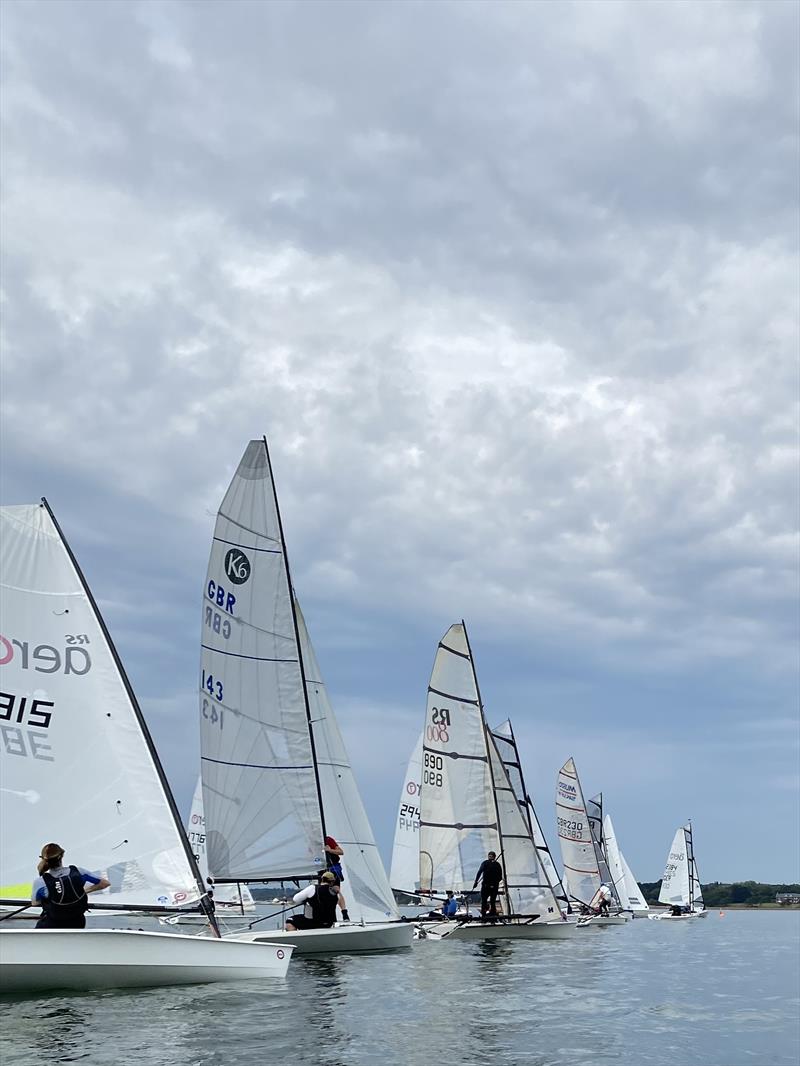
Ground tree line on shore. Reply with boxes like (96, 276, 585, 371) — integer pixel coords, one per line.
(638, 880, 800, 906)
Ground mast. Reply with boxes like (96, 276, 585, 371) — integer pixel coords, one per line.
(42, 498, 220, 935)
(461, 621, 512, 919)
(261, 436, 328, 842)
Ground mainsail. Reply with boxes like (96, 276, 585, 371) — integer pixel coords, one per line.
(199, 440, 325, 882)
(602, 813, 648, 913)
(389, 732, 423, 894)
(0, 502, 206, 912)
(556, 758, 602, 906)
(419, 623, 560, 919)
(296, 598, 398, 923)
(491, 720, 569, 911)
(199, 439, 397, 923)
(659, 823, 704, 911)
(186, 779, 255, 910)
(586, 793, 623, 908)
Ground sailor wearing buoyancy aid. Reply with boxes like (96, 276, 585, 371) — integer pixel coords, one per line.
(32, 843, 110, 929)
(285, 871, 351, 930)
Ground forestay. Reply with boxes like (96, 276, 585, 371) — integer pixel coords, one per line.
(556, 758, 601, 906)
(602, 813, 648, 912)
(492, 720, 569, 910)
(199, 440, 325, 882)
(296, 599, 398, 923)
(0, 503, 202, 910)
(186, 779, 255, 910)
(389, 732, 423, 893)
(419, 624, 490, 893)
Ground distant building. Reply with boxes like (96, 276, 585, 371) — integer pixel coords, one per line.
(776, 893, 800, 905)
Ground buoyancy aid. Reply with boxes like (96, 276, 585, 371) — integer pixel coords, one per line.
(307, 884, 338, 926)
(40, 866, 89, 926)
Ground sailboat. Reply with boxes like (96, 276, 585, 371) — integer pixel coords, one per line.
(197, 439, 412, 954)
(0, 502, 292, 992)
(490, 720, 571, 916)
(556, 762, 628, 926)
(602, 812, 649, 916)
(389, 731, 424, 901)
(418, 622, 574, 940)
(653, 822, 707, 919)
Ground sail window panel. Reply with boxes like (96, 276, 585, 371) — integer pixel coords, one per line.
(0, 505, 201, 909)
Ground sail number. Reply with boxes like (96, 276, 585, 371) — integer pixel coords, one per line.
(423, 751, 444, 787)
(201, 670, 224, 702)
(557, 816, 586, 840)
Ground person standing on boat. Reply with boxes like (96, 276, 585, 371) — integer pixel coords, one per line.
(286, 871, 351, 930)
(597, 883, 613, 916)
(32, 843, 110, 929)
(472, 851, 503, 919)
(324, 835, 344, 882)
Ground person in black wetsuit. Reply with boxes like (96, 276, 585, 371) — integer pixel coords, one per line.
(32, 843, 110, 929)
(285, 871, 351, 930)
(472, 851, 503, 919)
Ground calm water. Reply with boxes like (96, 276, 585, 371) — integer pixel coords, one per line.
(2, 912, 798, 1066)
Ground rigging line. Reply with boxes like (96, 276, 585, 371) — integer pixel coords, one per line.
(212, 536, 282, 555)
(422, 746, 487, 764)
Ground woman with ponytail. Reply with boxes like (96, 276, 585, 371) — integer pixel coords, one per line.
(32, 844, 110, 929)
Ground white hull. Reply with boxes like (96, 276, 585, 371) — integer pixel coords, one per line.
(231, 921, 413, 955)
(650, 910, 708, 921)
(419, 919, 576, 941)
(0, 928, 292, 993)
(575, 914, 629, 927)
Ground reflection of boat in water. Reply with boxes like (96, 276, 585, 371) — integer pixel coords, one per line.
(650, 822, 707, 921)
(0, 502, 291, 992)
(417, 622, 574, 942)
(198, 440, 412, 955)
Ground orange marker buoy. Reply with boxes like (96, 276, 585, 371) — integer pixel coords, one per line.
(719, 910, 725, 917)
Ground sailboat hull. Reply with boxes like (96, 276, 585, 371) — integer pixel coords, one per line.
(650, 910, 708, 921)
(0, 929, 292, 993)
(575, 914, 629, 927)
(420, 919, 575, 941)
(231, 921, 414, 955)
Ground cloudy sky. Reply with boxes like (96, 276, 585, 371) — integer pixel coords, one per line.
(1, 0, 798, 884)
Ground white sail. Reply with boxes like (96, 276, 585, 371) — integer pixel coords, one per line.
(587, 793, 622, 907)
(0, 503, 203, 910)
(620, 851, 649, 913)
(419, 624, 491, 893)
(658, 826, 691, 906)
(389, 732, 423, 893)
(492, 720, 569, 910)
(187, 779, 255, 910)
(295, 599, 398, 923)
(487, 732, 560, 918)
(556, 758, 601, 906)
(199, 440, 325, 882)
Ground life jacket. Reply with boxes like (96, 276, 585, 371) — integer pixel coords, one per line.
(308, 885, 338, 926)
(41, 866, 89, 925)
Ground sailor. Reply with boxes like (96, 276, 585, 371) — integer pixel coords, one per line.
(32, 843, 110, 929)
(472, 851, 503, 919)
(597, 883, 613, 916)
(324, 835, 344, 882)
(285, 871, 351, 931)
(442, 891, 458, 918)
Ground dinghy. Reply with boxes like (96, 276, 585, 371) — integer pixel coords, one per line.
(602, 812, 649, 916)
(0, 502, 291, 992)
(652, 822, 707, 919)
(198, 440, 412, 955)
(556, 764, 628, 926)
(417, 623, 574, 941)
